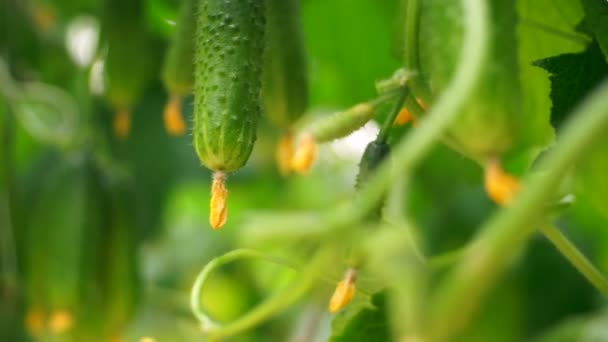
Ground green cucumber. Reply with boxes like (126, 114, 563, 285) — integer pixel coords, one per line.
(99, 181, 139, 338)
(262, 0, 308, 129)
(23, 154, 101, 336)
(193, 0, 265, 172)
(161, 0, 197, 96)
(102, 0, 156, 137)
(416, 0, 522, 161)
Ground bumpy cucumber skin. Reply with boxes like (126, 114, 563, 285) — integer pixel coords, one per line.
(194, 0, 265, 173)
(262, 0, 308, 128)
(162, 0, 197, 95)
(417, 0, 522, 160)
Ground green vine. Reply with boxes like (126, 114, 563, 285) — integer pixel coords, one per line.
(190, 248, 334, 340)
(540, 223, 608, 295)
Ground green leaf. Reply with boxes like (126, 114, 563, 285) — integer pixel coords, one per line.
(581, 0, 608, 62)
(511, 0, 588, 169)
(534, 42, 608, 129)
(330, 292, 391, 342)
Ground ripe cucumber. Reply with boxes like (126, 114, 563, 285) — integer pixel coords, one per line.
(193, 0, 265, 172)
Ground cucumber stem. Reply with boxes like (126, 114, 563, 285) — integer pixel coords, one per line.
(403, 0, 432, 104)
(190, 248, 332, 340)
(540, 223, 608, 295)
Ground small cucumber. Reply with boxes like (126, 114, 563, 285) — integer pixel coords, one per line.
(193, 0, 265, 173)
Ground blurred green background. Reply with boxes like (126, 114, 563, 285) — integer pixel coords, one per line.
(2, 0, 608, 341)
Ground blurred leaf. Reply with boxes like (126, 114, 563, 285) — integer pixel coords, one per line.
(581, 0, 608, 62)
(510, 0, 587, 169)
(330, 291, 391, 342)
(533, 42, 608, 129)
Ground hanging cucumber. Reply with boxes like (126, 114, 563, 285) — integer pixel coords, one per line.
(161, 0, 197, 136)
(262, 0, 308, 175)
(415, 0, 523, 204)
(99, 180, 139, 339)
(417, 0, 522, 161)
(23, 154, 100, 337)
(193, 0, 266, 229)
(102, 0, 156, 139)
(290, 98, 388, 174)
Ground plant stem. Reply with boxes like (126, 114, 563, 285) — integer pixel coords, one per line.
(403, 0, 432, 104)
(377, 87, 408, 143)
(540, 223, 608, 295)
(427, 80, 608, 342)
(351, 0, 488, 225)
(242, 0, 488, 250)
(190, 248, 332, 340)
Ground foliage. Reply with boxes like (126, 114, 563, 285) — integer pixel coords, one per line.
(1, 0, 608, 341)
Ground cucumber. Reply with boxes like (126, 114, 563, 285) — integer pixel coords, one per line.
(193, 0, 265, 173)
(23, 154, 101, 336)
(262, 0, 307, 129)
(99, 181, 139, 338)
(417, 0, 523, 161)
(263, 0, 307, 175)
(193, 0, 266, 228)
(162, 0, 197, 96)
(291, 99, 384, 174)
(161, 0, 197, 135)
(102, 0, 156, 138)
